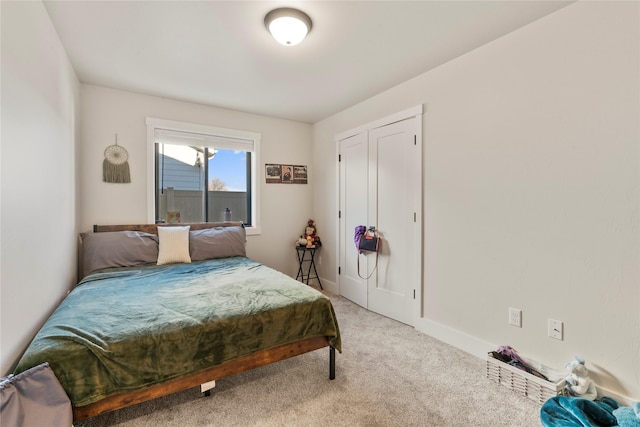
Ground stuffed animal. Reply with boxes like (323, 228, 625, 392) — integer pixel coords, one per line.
(296, 219, 322, 247)
(306, 235, 315, 247)
(303, 219, 321, 247)
(564, 356, 597, 400)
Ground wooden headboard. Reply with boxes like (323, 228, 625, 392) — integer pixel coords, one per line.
(93, 222, 244, 234)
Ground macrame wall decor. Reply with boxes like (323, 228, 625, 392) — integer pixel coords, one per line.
(103, 134, 131, 183)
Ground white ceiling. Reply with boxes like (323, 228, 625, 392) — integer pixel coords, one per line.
(43, 1, 572, 124)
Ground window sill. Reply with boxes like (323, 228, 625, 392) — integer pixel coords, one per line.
(245, 225, 261, 236)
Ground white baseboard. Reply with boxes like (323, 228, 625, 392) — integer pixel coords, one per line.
(595, 386, 635, 407)
(413, 316, 494, 360)
(318, 277, 339, 295)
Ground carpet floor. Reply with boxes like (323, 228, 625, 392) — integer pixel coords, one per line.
(76, 292, 542, 426)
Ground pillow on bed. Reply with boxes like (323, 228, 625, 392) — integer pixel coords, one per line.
(81, 231, 159, 277)
(157, 226, 191, 265)
(189, 226, 246, 261)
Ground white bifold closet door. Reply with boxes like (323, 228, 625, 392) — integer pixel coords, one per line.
(338, 112, 422, 326)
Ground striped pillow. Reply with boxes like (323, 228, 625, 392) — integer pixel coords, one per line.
(157, 226, 191, 265)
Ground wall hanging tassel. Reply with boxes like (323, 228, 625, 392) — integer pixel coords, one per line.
(103, 133, 131, 183)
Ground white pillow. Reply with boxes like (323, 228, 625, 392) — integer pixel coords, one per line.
(157, 226, 191, 265)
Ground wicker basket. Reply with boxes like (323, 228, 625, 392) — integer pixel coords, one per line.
(486, 353, 566, 405)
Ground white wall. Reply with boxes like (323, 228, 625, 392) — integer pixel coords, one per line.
(80, 85, 314, 275)
(313, 1, 639, 402)
(0, 1, 80, 375)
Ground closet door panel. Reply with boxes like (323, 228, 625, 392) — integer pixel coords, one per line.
(338, 133, 368, 308)
(367, 118, 417, 325)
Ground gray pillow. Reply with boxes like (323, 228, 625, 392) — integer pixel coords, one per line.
(81, 231, 159, 277)
(189, 226, 246, 261)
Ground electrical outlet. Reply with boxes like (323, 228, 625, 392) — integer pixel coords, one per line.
(509, 307, 522, 327)
(548, 319, 563, 340)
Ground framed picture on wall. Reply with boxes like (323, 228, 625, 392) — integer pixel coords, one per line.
(281, 165, 293, 183)
(265, 164, 282, 183)
(293, 165, 308, 184)
(265, 164, 308, 184)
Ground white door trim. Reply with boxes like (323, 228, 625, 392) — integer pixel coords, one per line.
(335, 105, 423, 142)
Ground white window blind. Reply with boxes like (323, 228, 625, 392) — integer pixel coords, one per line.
(154, 129, 254, 152)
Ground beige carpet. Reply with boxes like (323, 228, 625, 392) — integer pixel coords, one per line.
(76, 293, 542, 426)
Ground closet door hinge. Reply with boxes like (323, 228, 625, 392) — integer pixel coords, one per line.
(338, 210, 341, 219)
(338, 267, 341, 275)
(338, 154, 341, 162)
(414, 135, 417, 145)
(414, 212, 416, 222)
(413, 289, 416, 299)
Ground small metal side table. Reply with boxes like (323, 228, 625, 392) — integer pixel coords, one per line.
(295, 246, 323, 289)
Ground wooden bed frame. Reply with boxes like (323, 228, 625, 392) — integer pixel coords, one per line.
(73, 223, 336, 421)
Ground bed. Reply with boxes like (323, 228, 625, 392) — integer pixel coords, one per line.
(13, 222, 341, 421)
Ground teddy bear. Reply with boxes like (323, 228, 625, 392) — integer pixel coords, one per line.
(564, 356, 597, 400)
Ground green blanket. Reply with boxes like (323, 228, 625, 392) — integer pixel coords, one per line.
(14, 257, 341, 407)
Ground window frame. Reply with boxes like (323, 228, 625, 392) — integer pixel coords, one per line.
(146, 117, 261, 235)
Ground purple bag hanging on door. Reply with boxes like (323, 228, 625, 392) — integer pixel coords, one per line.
(355, 226, 381, 279)
(354, 226, 380, 254)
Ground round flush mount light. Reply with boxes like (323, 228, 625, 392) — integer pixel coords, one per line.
(264, 7, 312, 46)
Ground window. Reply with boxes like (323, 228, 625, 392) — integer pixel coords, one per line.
(146, 118, 261, 234)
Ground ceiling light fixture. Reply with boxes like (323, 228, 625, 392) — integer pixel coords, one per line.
(264, 8, 312, 46)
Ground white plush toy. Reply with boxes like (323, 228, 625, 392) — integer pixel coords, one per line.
(564, 356, 597, 400)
